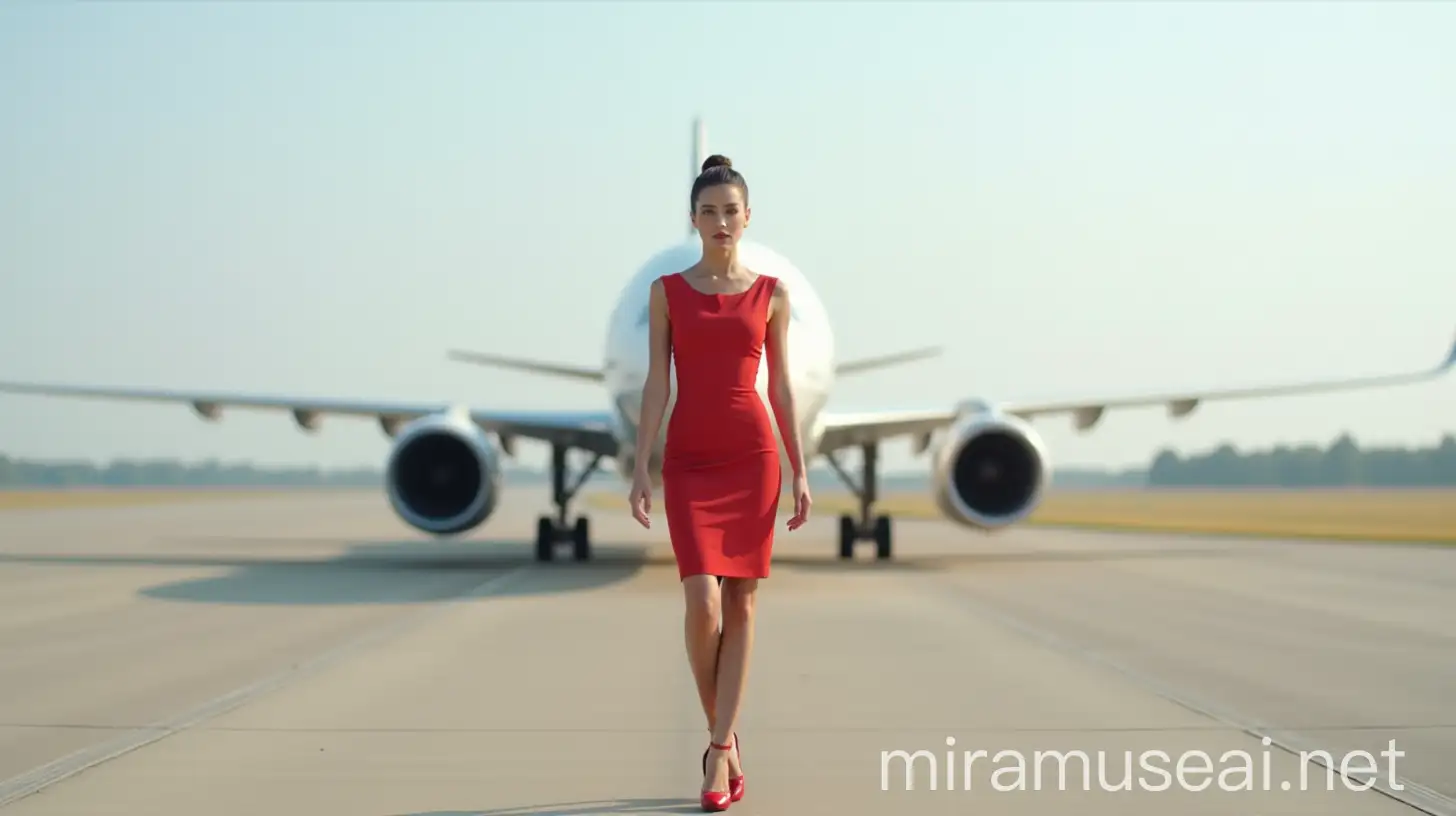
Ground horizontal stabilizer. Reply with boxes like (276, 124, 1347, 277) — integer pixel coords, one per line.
(445, 350, 604, 383)
(835, 346, 942, 377)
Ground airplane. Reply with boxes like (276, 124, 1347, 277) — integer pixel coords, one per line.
(2, 118, 1453, 563)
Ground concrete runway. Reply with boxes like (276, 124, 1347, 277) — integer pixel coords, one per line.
(0, 487, 1451, 815)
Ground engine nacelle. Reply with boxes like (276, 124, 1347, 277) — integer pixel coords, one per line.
(384, 410, 502, 536)
(931, 408, 1050, 529)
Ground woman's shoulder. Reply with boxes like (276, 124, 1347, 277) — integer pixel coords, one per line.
(656, 268, 695, 290)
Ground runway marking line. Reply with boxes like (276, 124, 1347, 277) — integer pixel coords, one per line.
(0, 564, 537, 809)
(917, 576, 1456, 816)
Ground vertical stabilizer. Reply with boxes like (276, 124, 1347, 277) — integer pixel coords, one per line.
(689, 116, 707, 237)
(692, 116, 707, 181)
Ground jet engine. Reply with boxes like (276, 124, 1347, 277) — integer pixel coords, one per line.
(384, 410, 502, 536)
(930, 407, 1050, 529)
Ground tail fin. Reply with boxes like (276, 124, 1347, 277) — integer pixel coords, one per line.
(692, 116, 707, 182)
(689, 116, 707, 239)
(445, 350, 603, 383)
(835, 346, 943, 377)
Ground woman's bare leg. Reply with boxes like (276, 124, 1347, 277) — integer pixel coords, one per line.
(682, 575, 722, 740)
(704, 576, 757, 792)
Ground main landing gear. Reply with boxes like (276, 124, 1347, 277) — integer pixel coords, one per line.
(535, 443, 602, 562)
(823, 442, 893, 560)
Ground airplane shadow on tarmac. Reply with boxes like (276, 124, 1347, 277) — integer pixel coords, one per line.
(140, 538, 659, 606)
(0, 533, 1229, 607)
(0, 538, 655, 606)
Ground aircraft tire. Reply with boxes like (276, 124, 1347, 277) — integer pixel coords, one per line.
(838, 514, 855, 559)
(572, 517, 591, 561)
(535, 516, 555, 562)
(874, 515, 892, 560)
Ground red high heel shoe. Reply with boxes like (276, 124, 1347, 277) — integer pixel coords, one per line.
(728, 732, 744, 802)
(700, 740, 734, 812)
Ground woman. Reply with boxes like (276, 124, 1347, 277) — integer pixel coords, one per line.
(629, 153, 812, 811)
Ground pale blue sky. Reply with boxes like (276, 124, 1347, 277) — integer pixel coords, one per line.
(1, 1, 1452, 473)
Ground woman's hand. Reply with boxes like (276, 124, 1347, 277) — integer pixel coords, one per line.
(628, 466, 653, 528)
(787, 473, 812, 531)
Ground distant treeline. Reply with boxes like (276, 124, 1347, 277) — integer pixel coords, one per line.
(0, 455, 383, 488)
(2, 432, 1452, 488)
(1148, 433, 1456, 487)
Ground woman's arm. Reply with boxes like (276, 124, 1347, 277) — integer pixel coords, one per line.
(766, 280, 807, 479)
(634, 278, 672, 471)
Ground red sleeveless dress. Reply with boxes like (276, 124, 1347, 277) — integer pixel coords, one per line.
(661, 272, 782, 580)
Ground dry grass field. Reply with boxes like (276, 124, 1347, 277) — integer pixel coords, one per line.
(8, 486, 1451, 544)
(587, 488, 1456, 543)
(0, 488, 303, 511)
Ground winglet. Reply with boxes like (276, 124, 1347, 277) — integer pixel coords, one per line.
(1441, 329, 1456, 371)
(444, 350, 604, 383)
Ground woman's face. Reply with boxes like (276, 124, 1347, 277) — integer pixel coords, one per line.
(691, 184, 750, 248)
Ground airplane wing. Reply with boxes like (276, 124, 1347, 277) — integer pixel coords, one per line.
(815, 330, 1456, 455)
(0, 381, 620, 456)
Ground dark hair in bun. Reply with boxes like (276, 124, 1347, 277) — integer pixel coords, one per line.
(691, 154, 748, 211)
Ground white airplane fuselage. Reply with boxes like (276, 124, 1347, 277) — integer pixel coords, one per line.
(599, 236, 837, 485)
